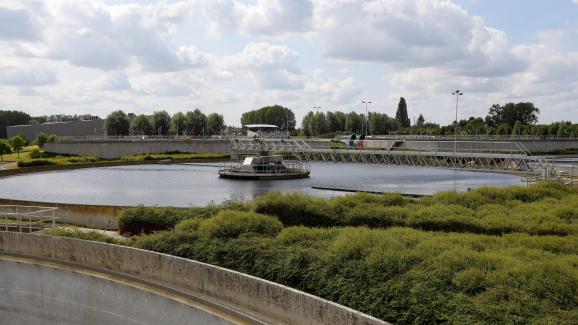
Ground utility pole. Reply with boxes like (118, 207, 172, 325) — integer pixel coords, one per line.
(313, 106, 321, 136)
(451, 90, 463, 156)
(361, 100, 372, 135)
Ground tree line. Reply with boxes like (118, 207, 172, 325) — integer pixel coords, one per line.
(104, 110, 225, 136)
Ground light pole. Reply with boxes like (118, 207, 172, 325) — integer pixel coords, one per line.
(361, 100, 372, 135)
(451, 90, 463, 156)
(313, 106, 321, 136)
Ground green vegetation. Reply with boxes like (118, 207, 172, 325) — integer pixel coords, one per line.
(118, 201, 250, 235)
(9, 134, 28, 158)
(119, 152, 228, 161)
(0, 139, 11, 161)
(50, 182, 578, 324)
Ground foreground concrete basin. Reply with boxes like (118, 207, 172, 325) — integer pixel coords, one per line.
(0, 257, 236, 325)
(0, 232, 388, 325)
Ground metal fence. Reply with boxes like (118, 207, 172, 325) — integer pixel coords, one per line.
(0, 205, 58, 233)
(342, 134, 578, 141)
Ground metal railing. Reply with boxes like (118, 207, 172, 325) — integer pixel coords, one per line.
(338, 134, 578, 141)
(0, 205, 58, 233)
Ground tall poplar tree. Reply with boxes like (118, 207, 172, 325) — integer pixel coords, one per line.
(396, 97, 411, 128)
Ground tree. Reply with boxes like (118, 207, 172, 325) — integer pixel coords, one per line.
(485, 102, 540, 127)
(184, 109, 207, 136)
(511, 120, 523, 137)
(0, 140, 11, 161)
(395, 97, 411, 128)
(170, 112, 186, 136)
(151, 111, 171, 136)
(416, 114, 425, 127)
(301, 112, 315, 136)
(345, 111, 363, 133)
(105, 110, 130, 136)
(206, 113, 225, 136)
(241, 105, 296, 131)
(35, 132, 48, 148)
(465, 117, 486, 136)
(0, 110, 31, 138)
(496, 123, 511, 136)
(130, 115, 153, 136)
(9, 134, 28, 158)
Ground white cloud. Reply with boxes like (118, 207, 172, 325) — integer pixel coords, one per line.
(2, 0, 207, 72)
(313, 0, 525, 77)
(203, 0, 313, 37)
(0, 62, 57, 86)
(225, 42, 305, 89)
(0, 3, 41, 41)
(132, 72, 200, 97)
(95, 71, 132, 91)
(386, 26, 578, 123)
(305, 76, 362, 104)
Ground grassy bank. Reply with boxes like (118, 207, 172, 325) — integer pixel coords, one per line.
(49, 182, 578, 324)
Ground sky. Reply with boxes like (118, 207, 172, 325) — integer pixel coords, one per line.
(1, 0, 577, 127)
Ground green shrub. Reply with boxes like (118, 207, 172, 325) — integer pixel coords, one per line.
(343, 205, 409, 228)
(407, 204, 486, 233)
(119, 206, 195, 235)
(198, 210, 283, 239)
(254, 192, 335, 226)
(118, 205, 232, 235)
(17, 159, 57, 167)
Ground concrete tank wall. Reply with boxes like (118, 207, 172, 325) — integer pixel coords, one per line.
(44, 139, 230, 159)
(0, 198, 123, 230)
(0, 232, 388, 325)
(0, 258, 235, 325)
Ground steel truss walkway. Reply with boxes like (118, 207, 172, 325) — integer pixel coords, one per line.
(230, 139, 552, 172)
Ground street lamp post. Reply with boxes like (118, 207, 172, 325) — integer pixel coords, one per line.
(313, 106, 321, 136)
(361, 100, 372, 135)
(451, 90, 463, 156)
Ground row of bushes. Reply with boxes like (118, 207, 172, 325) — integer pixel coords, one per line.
(251, 183, 578, 236)
(129, 212, 578, 324)
(120, 153, 229, 161)
(17, 156, 100, 167)
(118, 201, 250, 235)
(118, 182, 578, 237)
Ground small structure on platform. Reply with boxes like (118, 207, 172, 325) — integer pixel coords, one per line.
(219, 152, 310, 180)
(245, 124, 288, 139)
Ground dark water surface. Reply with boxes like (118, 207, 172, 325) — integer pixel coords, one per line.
(0, 163, 523, 207)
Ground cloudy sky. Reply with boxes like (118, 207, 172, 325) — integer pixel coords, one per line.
(1, 0, 577, 126)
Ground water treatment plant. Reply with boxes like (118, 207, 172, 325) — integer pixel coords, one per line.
(1, 135, 577, 324)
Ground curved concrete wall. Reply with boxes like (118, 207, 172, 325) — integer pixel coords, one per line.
(0, 258, 235, 325)
(0, 232, 388, 325)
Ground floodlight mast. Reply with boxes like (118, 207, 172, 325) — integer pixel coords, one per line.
(451, 90, 463, 156)
(361, 100, 372, 135)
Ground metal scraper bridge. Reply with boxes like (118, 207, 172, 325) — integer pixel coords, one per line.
(229, 138, 554, 172)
